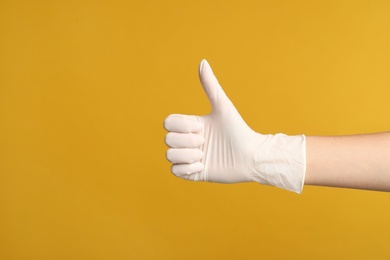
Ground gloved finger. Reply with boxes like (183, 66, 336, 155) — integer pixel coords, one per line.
(171, 162, 204, 177)
(166, 148, 204, 164)
(198, 59, 229, 111)
(165, 132, 205, 148)
(164, 114, 203, 133)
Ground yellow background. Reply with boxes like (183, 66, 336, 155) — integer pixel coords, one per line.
(1, 0, 390, 259)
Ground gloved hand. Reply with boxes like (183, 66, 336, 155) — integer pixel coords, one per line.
(164, 60, 306, 193)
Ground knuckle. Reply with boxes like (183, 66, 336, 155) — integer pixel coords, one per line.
(171, 165, 180, 176)
(163, 116, 171, 131)
(163, 114, 177, 131)
(166, 148, 174, 162)
(164, 133, 173, 147)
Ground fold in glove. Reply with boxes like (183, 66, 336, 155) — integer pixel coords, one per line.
(164, 60, 306, 193)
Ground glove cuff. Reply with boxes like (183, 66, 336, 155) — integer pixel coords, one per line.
(249, 133, 306, 194)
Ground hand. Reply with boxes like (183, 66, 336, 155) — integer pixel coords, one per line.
(164, 60, 306, 193)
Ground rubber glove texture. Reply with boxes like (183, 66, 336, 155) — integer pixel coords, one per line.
(164, 60, 306, 193)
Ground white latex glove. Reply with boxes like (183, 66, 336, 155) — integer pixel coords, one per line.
(164, 60, 306, 193)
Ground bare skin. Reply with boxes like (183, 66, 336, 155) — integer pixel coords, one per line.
(305, 132, 390, 191)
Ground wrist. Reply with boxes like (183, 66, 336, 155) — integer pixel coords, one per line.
(247, 133, 306, 193)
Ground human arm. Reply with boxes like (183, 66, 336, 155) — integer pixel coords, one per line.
(305, 133, 390, 192)
(164, 59, 390, 193)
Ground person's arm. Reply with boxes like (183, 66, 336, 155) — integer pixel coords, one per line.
(164, 59, 390, 194)
(305, 133, 390, 192)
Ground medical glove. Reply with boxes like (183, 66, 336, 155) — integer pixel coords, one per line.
(164, 60, 306, 193)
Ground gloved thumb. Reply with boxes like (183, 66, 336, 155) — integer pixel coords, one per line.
(198, 59, 230, 113)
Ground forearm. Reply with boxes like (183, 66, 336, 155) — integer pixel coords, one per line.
(305, 132, 390, 191)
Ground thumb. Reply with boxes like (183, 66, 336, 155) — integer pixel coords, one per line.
(198, 59, 231, 112)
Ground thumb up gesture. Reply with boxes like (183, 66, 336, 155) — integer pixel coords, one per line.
(164, 60, 306, 193)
